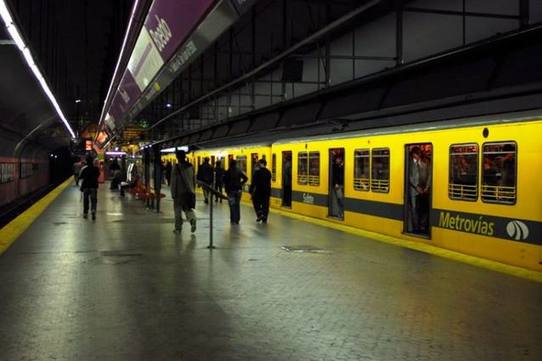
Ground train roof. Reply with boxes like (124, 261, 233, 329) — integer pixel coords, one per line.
(272, 111, 542, 145)
(194, 110, 541, 150)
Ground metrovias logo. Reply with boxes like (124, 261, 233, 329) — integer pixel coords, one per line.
(506, 220, 529, 241)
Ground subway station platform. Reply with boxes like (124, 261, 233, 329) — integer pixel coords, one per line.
(0, 183, 541, 361)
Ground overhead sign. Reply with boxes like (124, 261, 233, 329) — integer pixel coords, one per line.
(99, 0, 260, 146)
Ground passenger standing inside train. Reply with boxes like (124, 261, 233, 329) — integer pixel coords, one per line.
(197, 157, 214, 204)
(250, 158, 272, 223)
(282, 159, 292, 207)
(171, 150, 197, 233)
(408, 147, 421, 233)
(332, 156, 345, 218)
(223, 159, 248, 224)
(214, 160, 225, 203)
(408, 147, 431, 234)
(417, 150, 431, 233)
(79, 155, 100, 221)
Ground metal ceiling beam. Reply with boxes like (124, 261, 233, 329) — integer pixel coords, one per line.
(149, 0, 384, 130)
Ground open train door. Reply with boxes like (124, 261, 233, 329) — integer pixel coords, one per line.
(328, 148, 345, 219)
(282, 151, 292, 207)
(404, 143, 433, 238)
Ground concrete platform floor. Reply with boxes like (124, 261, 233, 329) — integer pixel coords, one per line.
(0, 183, 541, 361)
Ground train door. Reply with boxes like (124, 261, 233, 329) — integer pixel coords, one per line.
(282, 151, 292, 207)
(328, 148, 345, 219)
(228, 154, 234, 170)
(404, 143, 433, 238)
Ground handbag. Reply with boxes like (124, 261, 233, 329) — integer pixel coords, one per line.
(182, 192, 196, 209)
(177, 164, 196, 209)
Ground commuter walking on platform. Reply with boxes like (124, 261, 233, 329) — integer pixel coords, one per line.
(79, 155, 100, 221)
(197, 157, 214, 204)
(171, 150, 197, 233)
(224, 159, 248, 224)
(249, 158, 272, 223)
(214, 160, 225, 203)
(109, 158, 121, 190)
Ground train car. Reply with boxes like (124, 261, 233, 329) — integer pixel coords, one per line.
(0, 156, 50, 209)
(192, 118, 542, 271)
(192, 144, 271, 203)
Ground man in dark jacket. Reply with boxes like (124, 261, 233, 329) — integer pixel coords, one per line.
(79, 155, 100, 220)
(223, 159, 248, 224)
(249, 158, 272, 223)
(197, 157, 214, 204)
(109, 158, 121, 190)
(171, 150, 196, 233)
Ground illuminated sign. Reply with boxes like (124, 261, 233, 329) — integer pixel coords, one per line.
(101, 0, 260, 132)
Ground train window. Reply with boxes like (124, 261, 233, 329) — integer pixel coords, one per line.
(0, 163, 15, 183)
(236, 155, 247, 175)
(371, 148, 390, 193)
(271, 154, 277, 182)
(481, 142, 517, 205)
(20, 163, 33, 179)
(297, 152, 308, 185)
(354, 149, 370, 191)
(308, 152, 320, 186)
(449, 144, 479, 201)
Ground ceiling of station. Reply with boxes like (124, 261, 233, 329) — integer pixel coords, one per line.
(8, 0, 133, 131)
(0, 38, 68, 153)
(139, 0, 542, 148)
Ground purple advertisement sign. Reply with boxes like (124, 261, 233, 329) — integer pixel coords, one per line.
(117, 70, 141, 111)
(144, 0, 217, 63)
(103, 0, 221, 131)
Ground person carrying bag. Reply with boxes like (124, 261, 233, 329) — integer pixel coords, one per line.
(171, 150, 197, 233)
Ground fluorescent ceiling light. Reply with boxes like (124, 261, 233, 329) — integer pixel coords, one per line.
(105, 151, 127, 156)
(161, 146, 188, 153)
(0, 1, 76, 139)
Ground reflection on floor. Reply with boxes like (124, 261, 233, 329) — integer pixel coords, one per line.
(0, 183, 541, 361)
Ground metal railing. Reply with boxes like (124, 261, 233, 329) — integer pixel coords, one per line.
(354, 177, 370, 191)
(449, 183, 478, 201)
(297, 174, 320, 186)
(481, 185, 516, 204)
(371, 179, 389, 193)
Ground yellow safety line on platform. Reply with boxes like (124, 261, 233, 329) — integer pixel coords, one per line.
(267, 207, 542, 283)
(0, 178, 73, 255)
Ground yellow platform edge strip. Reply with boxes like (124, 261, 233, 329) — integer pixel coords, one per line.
(0, 178, 73, 255)
(266, 206, 542, 283)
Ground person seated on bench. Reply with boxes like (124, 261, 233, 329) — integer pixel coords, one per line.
(120, 163, 138, 197)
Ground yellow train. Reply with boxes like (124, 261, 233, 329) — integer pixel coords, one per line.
(167, 118, 542, 272)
